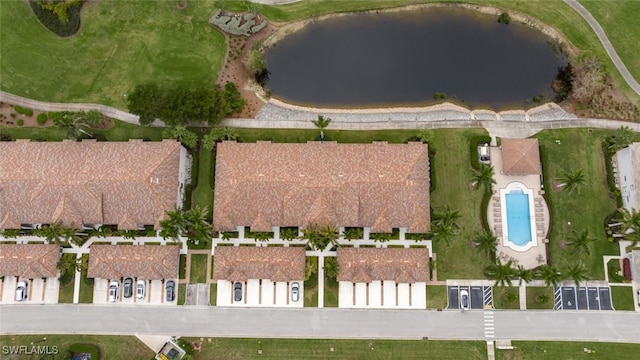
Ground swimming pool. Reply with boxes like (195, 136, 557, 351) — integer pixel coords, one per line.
(505, 188, 532, 246)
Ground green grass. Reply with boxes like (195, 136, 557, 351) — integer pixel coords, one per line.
(324, 275, 339, 307)
(178, 283, 187, 305)
(494, 286, 520, 309)
(496, 341, 640, 360)
(79, 255, 93, 304)
(191, 141, 215, 213)
(57, 275, 75, 304)
(579, 1, 640, 82)
(189, 254, 208, 283)
(179, 254, 187, 280)
(526, 287, 554, 310)
(430, 129, 490, 279)
(427, 285, 447, 309)
(535, 129, 619, 279)
(210, 283, 217, 306)
(0, 0, 225, 109)
(607, 258, 626, 283)
(610, 285, 634, 311)
(184, 337, 487, 359)
(210, 256, 215, 279)
(304, 257, 319, 308)
(0, 335, 153, 360)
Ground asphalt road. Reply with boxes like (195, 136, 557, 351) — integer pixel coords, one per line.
(1, 305, 640, 343)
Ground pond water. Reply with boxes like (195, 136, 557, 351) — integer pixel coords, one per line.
(263, 7, 568, 109)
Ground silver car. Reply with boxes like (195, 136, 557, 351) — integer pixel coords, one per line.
(108, 280, 119, 302)
(15, 281, 28, 302)
(291, 282, 300, 302)
(136, 279, 146, 299)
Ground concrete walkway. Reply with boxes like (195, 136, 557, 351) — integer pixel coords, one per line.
(564, 0, 640, 96)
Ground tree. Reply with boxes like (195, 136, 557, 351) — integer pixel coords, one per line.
(159, 208, 185, 241)
(163, 126, 198, 149)
(280, 228, 298, 241)
(312, 115, 332, 140)
(471, 164, 496, 193)
(126, 83, 164, 126)
(416, 129, 434, 144)
(323, 257, 340, 280)
(301, 224, 339, 251)
(183, 206, 213, 246)
(567, 230, 595, 256)
(473, 229, 498, 260)
(570, 55, 606, 102)
(536, 264, 562, 288)
(52, 111, 90, 140)
(484, 259, 516, 287)
(246, 49, 266, 74)
(516, 265, 533, 284)
(557, 168, 585, 194)
(223, 82, 246, 115)
(202, 127, 239, 151)
(564, 262, 590, 287)
(80, 110, 103, 127)
(304, 257, 317, 280)
(343, 227, 363, 241)
(430, 205, 461, 246)
(617, 207, 640, 246)
(37, 221, 66, 245)
(57, 254, 85, 277)
(608, 126, 633, 152)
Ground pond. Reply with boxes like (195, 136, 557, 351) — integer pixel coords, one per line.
(263, 7, 568, 109)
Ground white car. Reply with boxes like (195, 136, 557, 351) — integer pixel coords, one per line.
(108, 280, 119, 302)
(15, 281, 28, 302)
(460, 289, 470, 310)
(291, 282, 300, 302)
(136, 279, 146, 299)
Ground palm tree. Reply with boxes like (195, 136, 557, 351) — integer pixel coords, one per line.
(484, 259, 516, 287)
(159, 208, 185, 241)
(564, 262, 590, 287)
(430, 206, 461, 246)
(61, 224, 85, 247)
(556, 169, 585, 194)
(608, 126, 633, 152)
(516, 265, 533, 284)
(471, 164, 496, 193)
(323, 257, 340, 280)
(566, 230, 595, 256)
(183, 206, 213, 246)
(617, 207, 640, 246)
(312, 115, 332, 140)
(280, 228, 298, 241)
(202, 127, 239, 151)
(344, 227, 363, 241)
(301, 224, 339, 251)
(38, 221, 66, 245)
(473, 229, 498, 260)
(536, 264, 562, 288)
(416, 129, 434, 144)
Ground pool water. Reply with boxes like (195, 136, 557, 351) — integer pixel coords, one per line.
(505, 188, 532, 246)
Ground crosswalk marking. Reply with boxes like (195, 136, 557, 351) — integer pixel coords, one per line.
(484, 310, 495, 339)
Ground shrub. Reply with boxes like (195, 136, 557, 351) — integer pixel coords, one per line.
(498, 12, 511, 24)
(14, 106, 33, 116)
(0, 133, 13, 142)
(224, 82, 246, 115)
(36, 113, 48, 125)
(433, 92, 448, 100)
(16, 119, 24, 126)
(28, 0, 83, 37)
(60, 271, 73, 286)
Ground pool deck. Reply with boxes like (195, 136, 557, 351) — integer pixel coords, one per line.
(487, 146, 550, 270)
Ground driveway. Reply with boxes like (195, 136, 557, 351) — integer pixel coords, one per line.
(185, 284, 209, 306)
(555, 286, 613, 310)
(447, 285, 491, 310)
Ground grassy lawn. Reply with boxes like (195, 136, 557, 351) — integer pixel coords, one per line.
(610, 285, 634, 311)
(494, 286, 520, 309)
(0, 335, 154, 360)
(426, 285, 447, 309)
(496, 341, 640, 360)
(57, 275, 75, 304)
(535, 129, 619, 279)
(210, 283, 217, 306)
(579, 0, 640, 82)
(79, 255, 93, 304)
(191, 141, 215, 213)
(184, 337, 487, 359)
(178, 283, 187, 305)
(189, 254, 208, 283)
(607, 258, 626, 283)
(0, 120, 164, 142)
(430, 128, 490, 279)
(0, 0, 225, 109)
(324, 275, 339, 307)
(304, 257, 319, 308)
(179, 254, 187, 280)
(526, 287, 554, 310)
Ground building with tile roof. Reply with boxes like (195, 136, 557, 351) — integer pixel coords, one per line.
(0, 244, 59, 278)
(0, 139, 190, 230)
(87, 245, 179, 280)
(213, 141, 430, 233)
(501, 138, 541, 176)
(213, 246, 305, 283)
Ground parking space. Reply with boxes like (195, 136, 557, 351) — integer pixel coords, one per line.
(1, 276, 18, 304)
(0, 277, 59, 305)
(93, 278, 175, 305)
(338, 281, 425, 308)
(216, 280, 303, 307)
(447, 285, 492, 310)
(555, 286, 613, 310)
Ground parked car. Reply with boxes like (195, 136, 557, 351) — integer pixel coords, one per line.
(15, 281, 28, 302)
(165, 280, 175, 302)
(108, 280, 119, 302)
(123, 278, 133, 298)
(460, 289, 469, 310)
(136, 279, 146, 299)
(234, 282, 243, 302)
(291, 282, 300, 302)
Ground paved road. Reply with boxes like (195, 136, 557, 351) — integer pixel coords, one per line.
(1, 305, 640, 343)
(564, 0, 640, 96)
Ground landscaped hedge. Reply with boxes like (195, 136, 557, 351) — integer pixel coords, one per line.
(28, 0, 84, 37)
(14, 106, 33, 117)
(36, 113, 48, 125)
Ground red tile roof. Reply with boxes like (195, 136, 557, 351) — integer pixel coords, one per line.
(501, 138, 541, 175)
(0, 139, 183, 230)
(0, 244, 59, 278)
(87, 245, 179, 280)
(337, 248, 430, 283)
(213, 246, 305, 282)
(213, 141, 430, 233)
